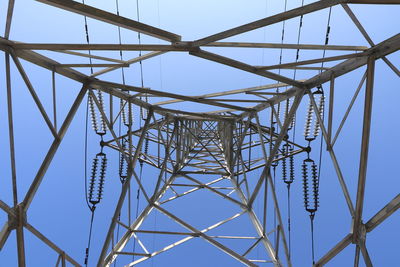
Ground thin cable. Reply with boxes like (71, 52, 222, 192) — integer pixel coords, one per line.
(82, 6, 104, 265)
(273, 165, 277, 247)
(82, 0, 92, 211)
(282, 143, 294, 259)
(248, 129, 252, 170)
(320, 7, 333, 70)
(84, 209, 95, 266)
(151, 197, 157, 267)
(114, 3, 124, 266)
(133, 0, 147, 258)
(277, 6, 297, 250)
(316, 90, 325, 201)
(305, 9, 332, 264)
(115, 0, 126, 85)
(310, 213, 316, 265)
(83, 0, 94, 211)
(310, 8, 332, 263)
(276, 0, 288, 119)
(154, 18, 162, 267)
(292, 0, 306, 81)
(291, 0, 305, 143)
(132, 163, 144, 260)
(82, 0, 94, 75)
(259, 0, 268, 86)
(84, 97, 91, 210)
(136, 0, 147, 121)
(113, 213, 121, 267)
(287, 183, 291, 259)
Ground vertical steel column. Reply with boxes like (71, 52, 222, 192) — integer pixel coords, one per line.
(5, 53, 17, 207)
(5, 52, 25, 267)
(52, 69, 57, 130)
(352, 56, 375, 244)
(221, 120, 285, 267)
(4, 0, 15, 39)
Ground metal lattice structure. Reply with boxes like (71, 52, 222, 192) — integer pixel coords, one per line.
(1, 0, 400, 266)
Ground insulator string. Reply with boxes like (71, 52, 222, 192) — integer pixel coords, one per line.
(282, 144, 295, 185)
(82, 2, 103, 265)
(301, 4, 330, 254)
(304, 89, 325, 142)
(97, 90, 107, 134)
(305, 3, 331, 253)
(88, 95, 98, 133)
(302, 158, 319, 213)
(87, 151, 107, 206)
(89, 89, 107, 136)
(119, 139, 128, 184)
(302, 156, 319, 264)
(281, 142, 294, 258)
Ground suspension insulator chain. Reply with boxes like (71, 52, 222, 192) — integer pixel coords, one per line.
(119, 138, 128, 184)
(282, 144, 295, 185)
(88, 152, 107, 207)
(139, 132, 150, 168)
(144, 133, 149, 155)
(283, 98, 295, 131)
(314, 91, 325, 138)
(248, 128, 252, 169)
(121, 99, 134, 127)
(282, 144, 288, 182)
(89, 89, 107, 136)
(302, 158, 319, 214)
(270, 114, 278, 169)
(303, 88, 325, 142)
(289, 146, 295, 183)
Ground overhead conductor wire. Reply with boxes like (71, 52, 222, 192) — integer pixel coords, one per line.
(311, 6, 332, 265)
(82, 0, 95, 265)
(284, 0, 306, 259)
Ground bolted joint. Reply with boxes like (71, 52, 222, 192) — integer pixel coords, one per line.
(352, 222, 367, 244)
(8, 204, 27, 230)
(100, 140, 106, 147)
(192, 232, 201, 237)
(304, 146, 312, 154)
(172, 41, 199, 52)
(359, 223, 367, 243)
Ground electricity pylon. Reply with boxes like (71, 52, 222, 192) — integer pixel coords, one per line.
(1, 0, 400, 266)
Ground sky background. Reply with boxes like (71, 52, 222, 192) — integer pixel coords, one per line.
(0, 0, 399, 266)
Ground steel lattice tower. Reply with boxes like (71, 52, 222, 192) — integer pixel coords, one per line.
(1, 0, 400, 266)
